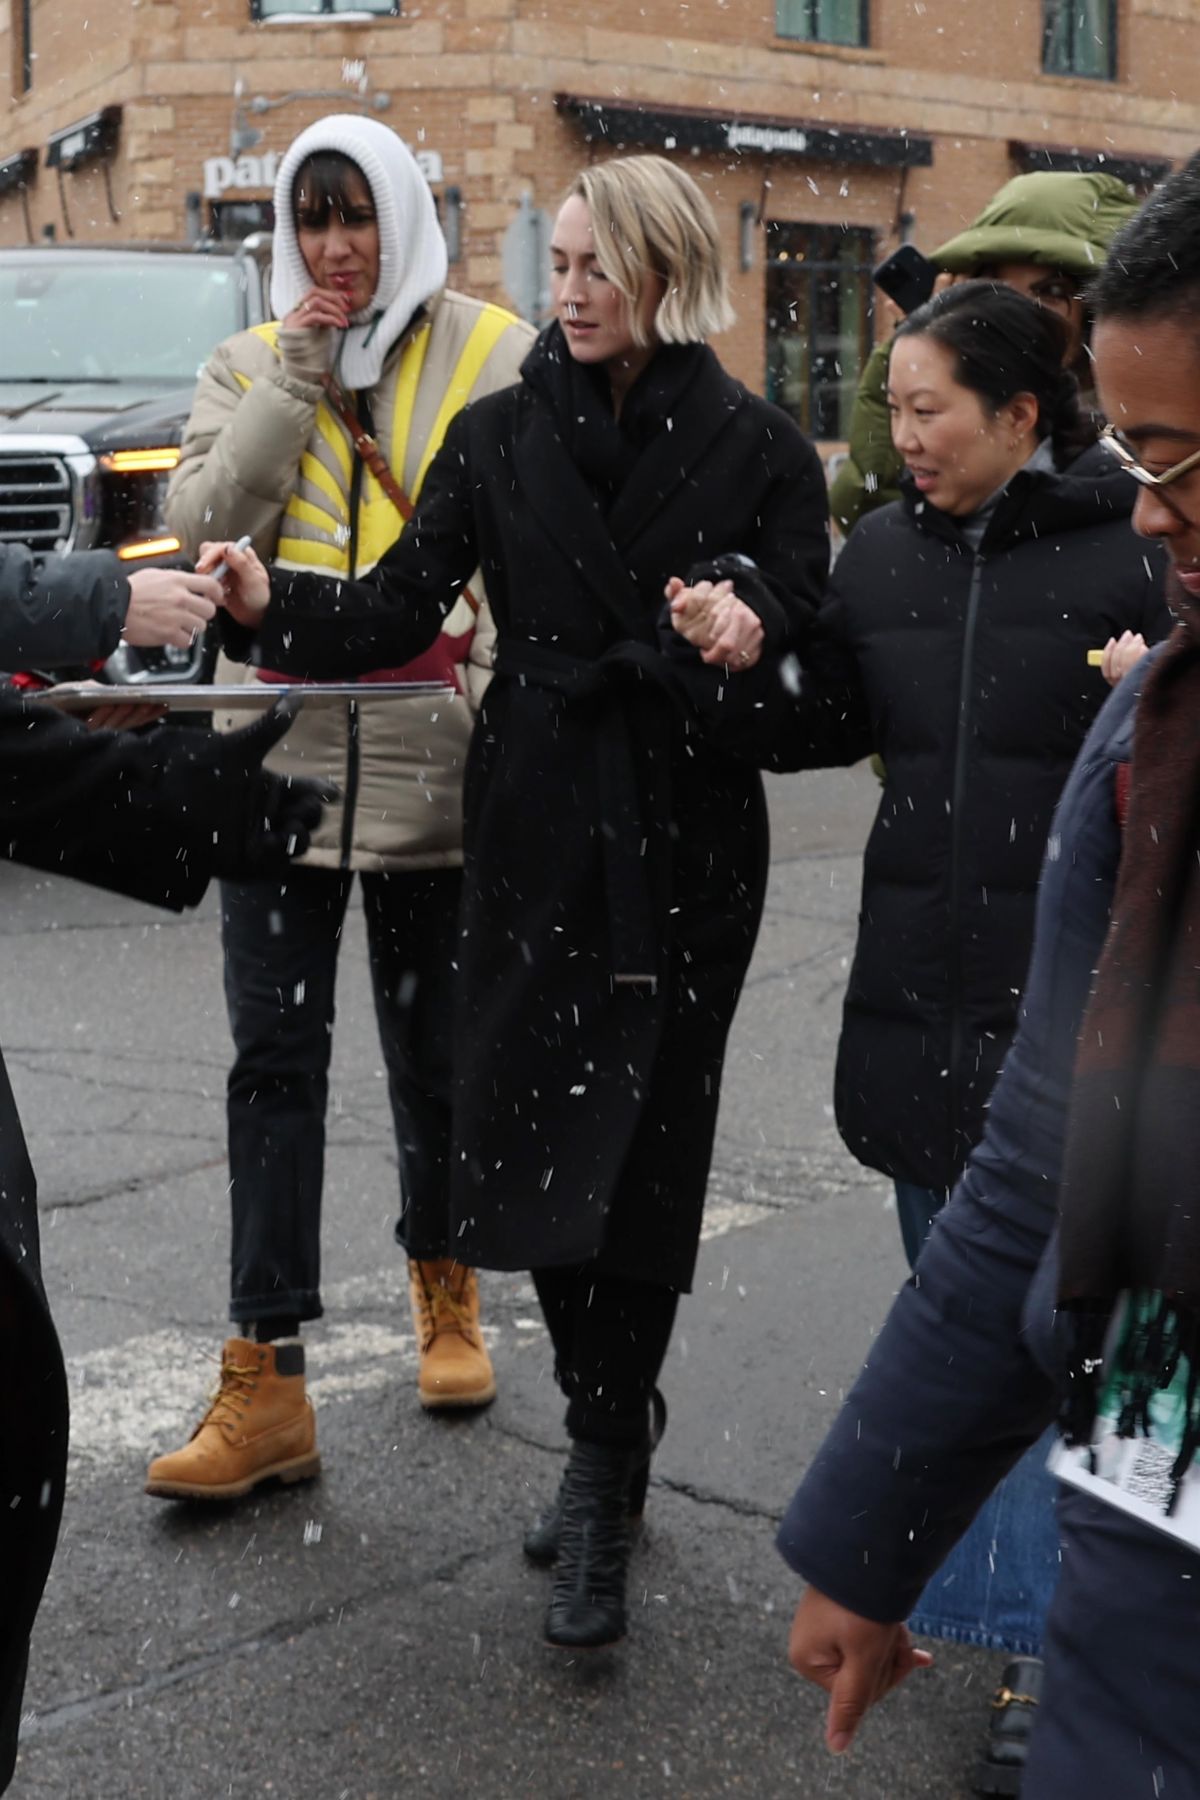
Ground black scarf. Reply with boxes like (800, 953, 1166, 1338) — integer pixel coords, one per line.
(520, 322, 711, 512)
(1057, 578, 1200, 1503)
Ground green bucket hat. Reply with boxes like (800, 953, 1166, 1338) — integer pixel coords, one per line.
(932, 170, 1139, 278)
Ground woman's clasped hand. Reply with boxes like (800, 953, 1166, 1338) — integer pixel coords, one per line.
(665, 574, 764, 667)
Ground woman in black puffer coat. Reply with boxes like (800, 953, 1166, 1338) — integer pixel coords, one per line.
(682, 283, 1169, 1257)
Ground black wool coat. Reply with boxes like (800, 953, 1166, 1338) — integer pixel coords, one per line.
(248, 340, 829, 1286)
(758, 445, 1171, 1191)
(0, 692, 221, 1792)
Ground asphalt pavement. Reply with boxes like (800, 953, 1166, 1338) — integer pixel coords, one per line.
(2, 764, 1006, 1799)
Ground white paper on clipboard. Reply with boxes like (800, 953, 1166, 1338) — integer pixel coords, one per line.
(33, 681, 456, 714)
(1047, 1293, 1200, 1554)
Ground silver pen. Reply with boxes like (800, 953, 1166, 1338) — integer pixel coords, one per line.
(208, 533, 254, 583)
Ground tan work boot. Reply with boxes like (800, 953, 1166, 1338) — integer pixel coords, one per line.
(145, 1337, 320, 1501)
(408, 1259, 497, 1410)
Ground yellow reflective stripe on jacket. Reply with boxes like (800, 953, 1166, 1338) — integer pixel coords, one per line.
(276, 536, 348, 572)
(389, 322, 432, 493)
(247, 306, 513, 577)
(411, 304, 515, 499)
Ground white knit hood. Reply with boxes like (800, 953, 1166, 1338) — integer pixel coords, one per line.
(270, 115, 448, 391)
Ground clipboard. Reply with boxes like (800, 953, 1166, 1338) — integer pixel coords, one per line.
(33, 681, 456, 714)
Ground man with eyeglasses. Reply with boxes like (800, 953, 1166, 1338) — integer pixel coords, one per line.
(781, 152, 1200, 1799)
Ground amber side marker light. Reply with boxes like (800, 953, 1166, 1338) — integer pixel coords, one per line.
(101, 448, 182, 474)
(117, 535, 182, 562)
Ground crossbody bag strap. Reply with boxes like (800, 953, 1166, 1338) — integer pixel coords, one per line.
(322, 374, 480, 618)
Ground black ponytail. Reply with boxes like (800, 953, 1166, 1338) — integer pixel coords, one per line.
(894, 280, 1097, 468)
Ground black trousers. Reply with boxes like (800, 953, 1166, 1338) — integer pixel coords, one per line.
(221, 863, 462, 1326)
(533, 1266, 678, 1448)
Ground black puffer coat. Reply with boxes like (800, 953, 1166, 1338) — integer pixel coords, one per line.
(769, 444, 1170, 1190)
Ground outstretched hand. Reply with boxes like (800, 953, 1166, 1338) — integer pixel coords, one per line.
(788, 1586, 933, 1755)
(197, 538, 272, 631)
(124, 567, 221, 649)
(665, 576, 764, 670)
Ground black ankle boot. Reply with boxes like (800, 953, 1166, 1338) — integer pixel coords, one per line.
(973, 1657, 1043, 1795)
(544, 1439, 639, 1649)
(524, 1389, 666, 1566)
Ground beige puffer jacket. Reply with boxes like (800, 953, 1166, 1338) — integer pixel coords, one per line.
(166, 290, 534, 871)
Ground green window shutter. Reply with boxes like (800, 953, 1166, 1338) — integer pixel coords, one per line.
(1043, 0, 1115, 79)
(776, 0, 864, 44)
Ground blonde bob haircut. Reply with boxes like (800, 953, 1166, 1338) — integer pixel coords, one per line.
(566, 155, 736, 348)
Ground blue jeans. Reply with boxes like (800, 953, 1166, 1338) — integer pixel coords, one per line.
(895, 1182, 1061, 1655)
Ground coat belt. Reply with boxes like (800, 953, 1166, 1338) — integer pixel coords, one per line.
(492, 637, 673, 990)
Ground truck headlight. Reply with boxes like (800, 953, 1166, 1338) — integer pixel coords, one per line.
(99, 447, 182, 560)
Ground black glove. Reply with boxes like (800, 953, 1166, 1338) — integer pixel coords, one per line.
(144, 697, 335, 880)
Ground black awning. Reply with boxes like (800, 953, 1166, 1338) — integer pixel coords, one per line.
(556, 95, 932, 170)
(45, 105, 122, 172)
(1009, 139, 1171, 189)
(0, 149, 37, 197)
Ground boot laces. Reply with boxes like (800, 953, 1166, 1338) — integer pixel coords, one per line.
(412, 1268, 478, 1349)
(200, 1352, 259, 1436)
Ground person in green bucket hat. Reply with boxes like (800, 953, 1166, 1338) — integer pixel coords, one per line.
(830, 171, 1140, 536)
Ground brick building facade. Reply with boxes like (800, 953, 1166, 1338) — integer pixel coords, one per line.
(0, 0, 1198, 442)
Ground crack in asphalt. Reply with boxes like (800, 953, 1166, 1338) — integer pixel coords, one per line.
(40, 1155, 228, 1212)
(0, 913, 212, 941)
(21, 1524, 522, 1742)
(485, 1419, 777, 1527)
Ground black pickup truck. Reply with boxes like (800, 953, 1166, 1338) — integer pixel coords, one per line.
(0, 239, 271, 684)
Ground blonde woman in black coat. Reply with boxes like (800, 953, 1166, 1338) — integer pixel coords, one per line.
(204, 153, 829, 1651)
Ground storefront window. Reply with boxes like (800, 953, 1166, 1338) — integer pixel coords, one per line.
(775, 0, 867, 47)
(765, 222, 875, 440)
(209, 199, 276, 241)
(252, 0, 398, 16)
(1042, 0, 1116, 79)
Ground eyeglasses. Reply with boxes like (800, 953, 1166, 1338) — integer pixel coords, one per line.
(1100, 422, 1200, 491)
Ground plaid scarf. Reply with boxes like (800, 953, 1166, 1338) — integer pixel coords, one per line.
(1058, 589, 1200, 1503)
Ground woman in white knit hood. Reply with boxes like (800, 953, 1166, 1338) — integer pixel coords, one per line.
(154, 115, 534, 1504)
(269, 114, 447, 390)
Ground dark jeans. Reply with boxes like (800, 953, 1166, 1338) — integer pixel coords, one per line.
(533, 1266, 678, 1448)
(893, 1180, 948, 1269)
(221, 864, 462, 1326)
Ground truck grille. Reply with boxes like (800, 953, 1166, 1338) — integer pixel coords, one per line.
(0, 454, 73, 553)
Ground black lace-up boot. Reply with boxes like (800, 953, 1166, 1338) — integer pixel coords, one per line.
(524, 1389, 666, 1566)
(543, 1440, 639, 1649)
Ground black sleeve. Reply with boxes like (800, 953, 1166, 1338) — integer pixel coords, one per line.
(692, 428, 831, 653)
(0, 693, 210, 910)
(243, 408, 480, 679)
(663, 505, 873, 772)
(0, 543, 128, 672)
